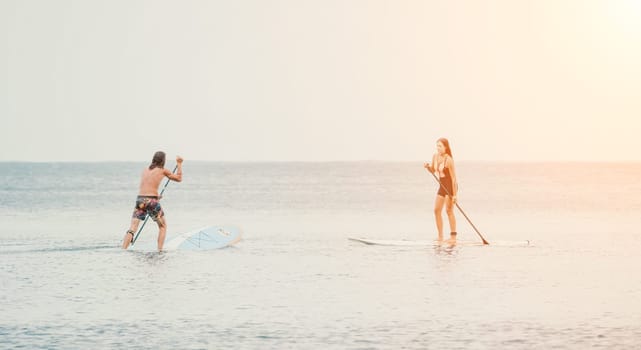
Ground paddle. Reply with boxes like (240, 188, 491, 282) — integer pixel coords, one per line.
(131, 165, 178, 245)
(426, 169, 489, 245)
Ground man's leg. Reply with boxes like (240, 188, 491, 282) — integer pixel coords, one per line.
(122, 218, 141, 249)
(155, 216, 167, 251)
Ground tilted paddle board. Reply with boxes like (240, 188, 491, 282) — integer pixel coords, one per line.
(130, 225, 242, 251)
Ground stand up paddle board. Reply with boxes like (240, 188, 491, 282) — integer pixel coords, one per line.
(130, 225, 242, 251)
(348, 237, 530, 247)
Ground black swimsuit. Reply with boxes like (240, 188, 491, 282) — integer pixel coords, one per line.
(436, 159, 454, 197)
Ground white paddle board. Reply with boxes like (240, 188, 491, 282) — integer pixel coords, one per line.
(348, 237, 530, 247)
(130, 225, 242, 251)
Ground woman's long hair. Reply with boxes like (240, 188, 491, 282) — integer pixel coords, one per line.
(437, 138, 453, 158)
(149, 151, 166, 170)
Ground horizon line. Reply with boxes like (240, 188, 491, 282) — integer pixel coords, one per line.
(1, 159, 641, 164)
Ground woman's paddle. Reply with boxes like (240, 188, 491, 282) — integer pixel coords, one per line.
(427, 169, 489, 245)
(131, 165, 178, 245)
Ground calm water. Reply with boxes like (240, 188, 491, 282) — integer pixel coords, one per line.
(1, 162, 640, 349)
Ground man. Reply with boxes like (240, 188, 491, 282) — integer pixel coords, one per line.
(122, 151, 183, 251)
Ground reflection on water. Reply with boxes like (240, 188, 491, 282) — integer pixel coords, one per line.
(130, 250, 169, 265)
(432, 240, 460, 256)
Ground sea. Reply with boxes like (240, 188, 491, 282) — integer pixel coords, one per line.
(1, 161, 640, 349)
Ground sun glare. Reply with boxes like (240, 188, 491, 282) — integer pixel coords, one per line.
(609, 0, 641, 34)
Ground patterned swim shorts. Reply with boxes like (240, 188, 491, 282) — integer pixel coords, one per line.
(132, 196, 164, 221)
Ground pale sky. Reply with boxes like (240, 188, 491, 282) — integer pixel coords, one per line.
(2, 0, 640, 162)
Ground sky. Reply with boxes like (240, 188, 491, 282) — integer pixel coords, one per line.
(1, 0, 640, 162)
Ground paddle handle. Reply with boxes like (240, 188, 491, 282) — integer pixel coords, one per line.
(131, 165, 178, 245)
(427, 169, 489, 245)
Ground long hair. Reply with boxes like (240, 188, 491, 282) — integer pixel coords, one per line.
(149, 151, 166, 170)
(437, 138, 453, 158)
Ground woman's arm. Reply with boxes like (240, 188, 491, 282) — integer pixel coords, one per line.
(448, 156, 458, 202)
(424, 153, 437, 173)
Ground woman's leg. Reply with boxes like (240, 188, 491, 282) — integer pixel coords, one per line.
(445, 196, 457, 238)
(434, 195, 445, 240)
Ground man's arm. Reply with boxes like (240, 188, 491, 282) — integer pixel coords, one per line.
(164, 156, 183, 182)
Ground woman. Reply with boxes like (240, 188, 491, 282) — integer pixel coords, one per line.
(424, 138, 458, 241)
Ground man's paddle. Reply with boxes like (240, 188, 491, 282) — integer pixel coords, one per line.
(131, 165, 178, 245)
(427, 169, 489, 245)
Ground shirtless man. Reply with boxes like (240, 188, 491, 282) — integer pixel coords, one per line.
(122, 151, 183, 251)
